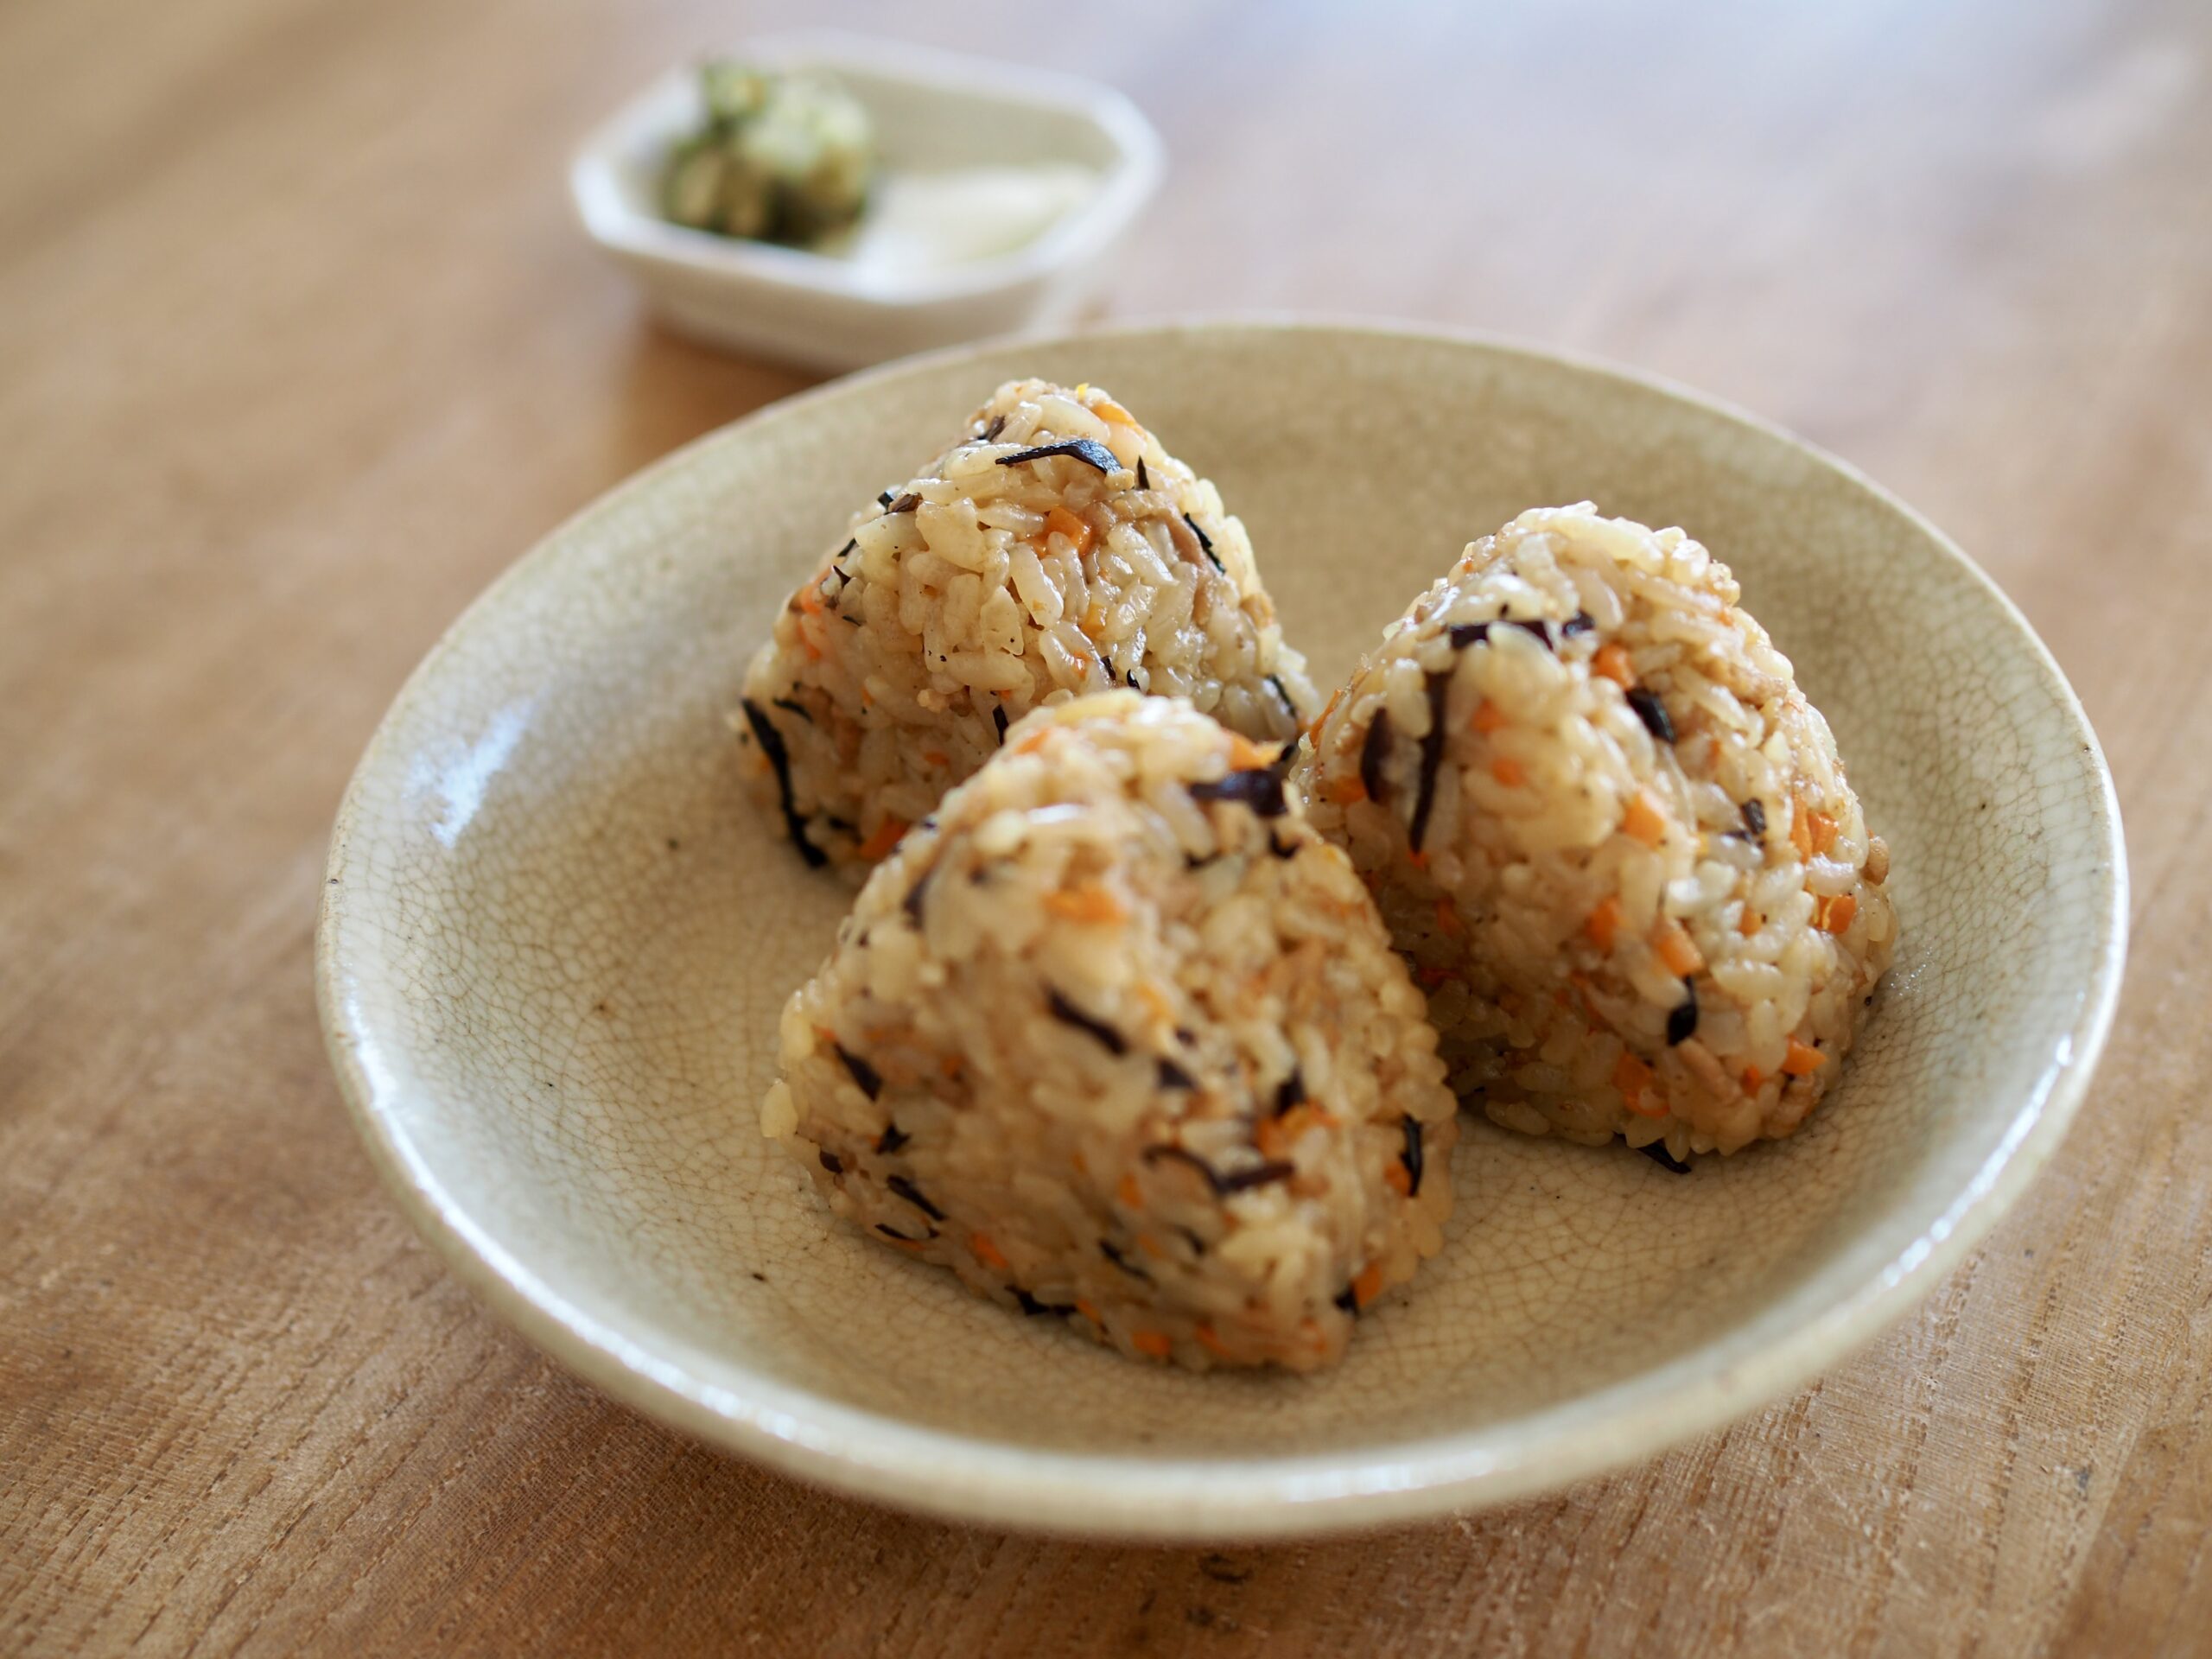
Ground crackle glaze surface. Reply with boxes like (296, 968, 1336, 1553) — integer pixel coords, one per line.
(317, 321, 2125, 1539)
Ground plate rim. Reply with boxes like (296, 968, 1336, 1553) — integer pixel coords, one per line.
(315, 315, 2129, 1540)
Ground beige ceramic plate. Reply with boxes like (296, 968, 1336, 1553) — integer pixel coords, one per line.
(316, 321, 2126, 1539)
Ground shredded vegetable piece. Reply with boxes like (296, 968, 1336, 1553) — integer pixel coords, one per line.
(1621, 788, 1668, 846)
(1782, 1038, 1827, 1076)
(1044, 885, 1128, 925)
(1586, 895, 1623, 952)
(1653, 918, 1706, 976)
(1044, 505, 1096, 556)
(856, 817, 908, 861)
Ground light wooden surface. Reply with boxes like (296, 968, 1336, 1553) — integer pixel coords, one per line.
(3, 0, 2207, 1651)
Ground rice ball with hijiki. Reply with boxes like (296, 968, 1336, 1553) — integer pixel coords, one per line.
(760, 692, 1457, 1371)
(737, 378, 1316, 874)
(1295, 505, 1897, 1160)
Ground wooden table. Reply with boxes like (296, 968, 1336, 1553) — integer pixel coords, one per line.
(5, 0, 2206, 1650)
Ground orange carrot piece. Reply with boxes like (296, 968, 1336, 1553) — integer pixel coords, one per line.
(1808, 811, 1838, 855)
(1789, 799, 1814, 860)
(1471, 698, 1509, 734)
(1352, 1262, 1386, 1308)
(1491, 757, 1526, 787)
(1653, 918, 1706, 976)
(1612, 1051, 1660, 1118)
(1117, 1173, 1142, 1208)
(1782, 1038, 1827, 1076)
(1593, 642, 1634, 685)
(1044, 885, 1127, 925)
(1739, 906, 1762, 938)
(1586, 895, 1624, 952)
(856, 817, 909, 861)
(1131, 1330, 1172, 1359)
(1621, 788, 1668, 846)
(1091, 398, 1136, 427)
(1385, 1161, 1413, 1197)
(1045, 505, 1096, 556)
(1741, 1065, 1764, 1091)
(969, 1232, 1008, 1272)
(1815, 893, 1858, 934)
(922, 749, 950, 768)
(1325, 775, 1368, 805)
(1194, 1323, 1232, 1359)
(1229, 734, 1273, 770)
(939, 1054, 963, 1079)
(1075, 1298, 1102, 1324)
(1434, 898, 1465, 938)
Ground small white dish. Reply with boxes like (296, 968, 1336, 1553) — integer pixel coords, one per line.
(570, 34, 1165, 371)
(318, 321, 2126, 1539)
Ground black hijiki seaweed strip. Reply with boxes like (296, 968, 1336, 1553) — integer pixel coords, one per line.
(1400, 1115, 1424, 1197)
(1267, 673, 1297, 718)
(1047, 988, 1127, 1055)
(1359, 708, 1393, 804)
(1188, 767, 1288, 817)
(1561, 611, 1597, 638)
(1156, 1057, 1196, 1090)
(1507, 617, 1554, 651)
(885, 492, 921, 514)
(875, 1122, 909, 1154)
(1267, 830, 1296, 859)
(1217, 1160, 1297, 1193)
(1135, 456, 1149, 490)
(1408, 671, 1452, 853)
(1739, 798, 1767, 841)
(1334, 1285, 1360, 1317)
(991, 703, 1009, 745)
(903, 866, 932, 928)
(1183, 512, 1224, 572)
(1174, 1224, 1208, 1256)
(982, 412, 1007, 441)
(1273, 1067, 1306, 1117)
(1013, 1287, 1072, 1317)
(771, 696, 812, 724)
(996, 436, 1121, 474)
(818, 1149, 844, 1174)
(1666, 978, 1699, 1046)
(1099, 1239, 1152, 1281)
(1448, 621, 1491, 648)
(1626, 687, 1676, 744)
(875, 1222, 935, 1241)
(739, 699, 825, 868)
(1141, 1144, 1296, 1198)
(834, 1044, 881, 1098)
(887, 1174, 946, 1222)
(877, 489, 896, 507)
(1637, 1140, 1693, 1174)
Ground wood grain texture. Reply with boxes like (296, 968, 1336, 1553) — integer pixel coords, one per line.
(1, 0, 2204, 1651)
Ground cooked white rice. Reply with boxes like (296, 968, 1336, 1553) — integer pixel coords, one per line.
(761, 692, 1457, 1370)
(737, 379, 1316, 874)
(1295, 505, 1897, 1160)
